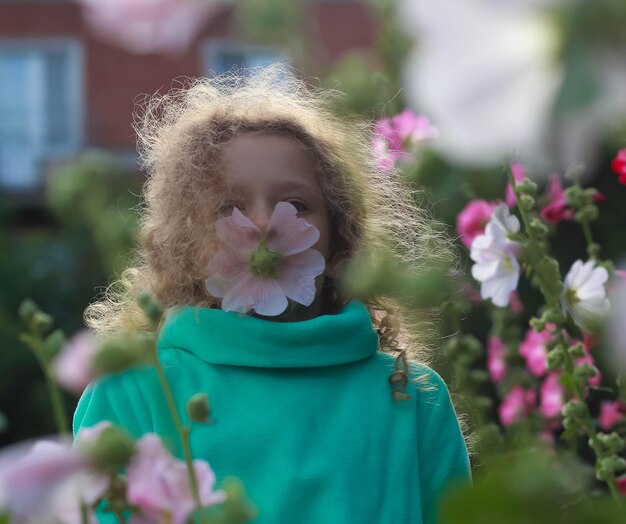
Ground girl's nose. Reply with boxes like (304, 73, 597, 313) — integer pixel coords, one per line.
(247, 204, 272, 232)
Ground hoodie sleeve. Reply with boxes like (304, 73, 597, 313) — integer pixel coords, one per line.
(414, 366, 472, 524)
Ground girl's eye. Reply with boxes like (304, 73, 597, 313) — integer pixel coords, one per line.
(218, 202, 245, 215)
(286, 200, 307, 212)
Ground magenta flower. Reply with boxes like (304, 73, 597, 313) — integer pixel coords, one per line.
(487, 336, 507, 384)
(373, 110, 438, 171)
(52, 330, 99, 394)
(617, 475, 626, 496)
(77, 0, 225, 55)
(499, 386, 536, 426)
(508, 290, 524, 314)
(519, 325, 554, 377)
(456, 199, 498, 249)
(505, 163, 526, 207)
(599, 401, 626, 431)
(540, 174, 574, 224)
(540, 372, 564, 419)
(127, 434, 225, 524)
(205, 202, 326, 317)
(611, 148, 626, 185)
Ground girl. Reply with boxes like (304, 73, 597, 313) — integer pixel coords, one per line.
(74, 64, 471, 524)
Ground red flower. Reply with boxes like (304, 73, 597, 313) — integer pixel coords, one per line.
(611, 149, 626, 185)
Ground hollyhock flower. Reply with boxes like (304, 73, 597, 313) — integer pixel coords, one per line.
(598, 401, 626, 431)
(505, 163, 526, 207)
(398, 0, 562, 166)
(519, 324, 554, 377)
(509, 290, 524, 314)
(617, 475, 626, 496)
(611, 148, 626, 185)
(205, 202, 326, 317)
(487, 336, 507, 384)
(456, 199, 498, 248)
(373, 110, 438, 171)
(540, 174, 574, 224)
(0, 439, 86, 517)
(470, 204, 522, 307)
(562, 259, 610, 332)
(499, 386, 536, 426)
(540, 372, 564, 419)
(52, 330, 99, 394)
(77, 0, 226, 55)
(127, 434, 225, 524)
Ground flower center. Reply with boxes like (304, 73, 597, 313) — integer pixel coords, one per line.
(566, 287, 580, 306)
(249, 238, 282, 278)
(503, 255, 514, 273)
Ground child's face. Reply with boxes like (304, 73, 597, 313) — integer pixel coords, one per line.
(220, 132, 332, 319)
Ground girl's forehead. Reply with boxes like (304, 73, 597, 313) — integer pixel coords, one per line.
(221, 133, 321, 192)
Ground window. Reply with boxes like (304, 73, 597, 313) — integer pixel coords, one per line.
(0, 39, 83, 191)
(202, 40, 284, 77)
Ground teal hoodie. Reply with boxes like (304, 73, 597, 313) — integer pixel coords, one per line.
(74, 301, 471, 523)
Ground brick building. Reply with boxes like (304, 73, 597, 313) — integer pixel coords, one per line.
(0, 0, 378, 193)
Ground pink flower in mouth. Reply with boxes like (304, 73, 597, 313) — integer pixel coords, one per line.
(487, 336, 507, 384)
(540, 174, 574, 224)
(205, 202, 326, 317)
(456, 199, 498, 249)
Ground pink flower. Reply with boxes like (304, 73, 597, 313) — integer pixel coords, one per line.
(540, 174, 574, 224)
(77, 0, 225, 55)
(373, 110, 438, 171)
(505, 163, 526, 207)
(616, 475, 626, 496)
(599, 401, 626, 431)
(508, 290, 524, 314)
(487, 336, 507, 384)
(205, 202, 326, 317)
(52, 330, 99, 394)
(456, 200, 498, 248)
(0, 440, 86, 517)
(540, 372, 564, 419)
(499, 386, 536, 426)
(519, 325, 554, 377)
(127, 434, 225, 524)
(611, 148, 626, 185)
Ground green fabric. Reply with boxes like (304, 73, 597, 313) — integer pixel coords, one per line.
(74, 300, 471, 524)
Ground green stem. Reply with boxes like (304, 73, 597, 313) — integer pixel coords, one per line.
(580, 218, 597, 260)
(507, 171, 534, 242)
(557, 332, 622, 502)
(31, 340, 68, 434)
(153, 361, 203, 514)
(113, 508, 128, 524)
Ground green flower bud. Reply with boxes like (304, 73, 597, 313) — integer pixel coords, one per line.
(43, 329, 67, 359)
(187, 393, 211, 423)
(18, 299, 39, 323)
(586, 243, 600, 259)
(561, 399, 586, 420)
(83, 426, 136, 474)
(574, 363, 598, 384)
(520, 194, 535, 210)
(565, 186, 585, 208)
(528, 218, 548, 238)
(136, 291, 164, 323)
(575, 205, 598, 223)
(567, 342, 586, 359)
(530, 316, 547, 332)
(518, 179, 538, 195)
(32, 311, 54, 336)
(543, 308, 565, 326)
(547, 348, 564, 370)
(92, 333, 155, 376)
(599, 455, 626, 473)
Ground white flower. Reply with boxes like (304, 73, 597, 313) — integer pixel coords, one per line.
(470, 205, 522, 307)
(397, 0, 563, 167)
(562, 260, 610, 331)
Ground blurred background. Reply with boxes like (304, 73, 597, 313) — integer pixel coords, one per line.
(1, 0, 625, 458)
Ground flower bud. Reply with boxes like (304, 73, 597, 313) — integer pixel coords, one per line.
(567, 342, 586, 359)
(586, 243, 600, 259)
(18, 299, 39, 323)
(574, 363, 598, 384)
(187, 393, 211, 423)
(92, 333, 155, 376)
(136, 291, 164, 323)
(82, 426, 136, 474)
(575, 205, 598, 223)
(32, 311, 54, 336)
(547, 348, 564, 370)
(530, 316, 547, 332)
(43, 329, 67, 359)
(518, 179, 538, 195)
(528, 218, 548, 238)
(599, 455, 626, 473)
(565, 186, 585, 208)
(561, 399, 586, 421)
(543, 308, 565, 326)
(520, 194, 535, 210)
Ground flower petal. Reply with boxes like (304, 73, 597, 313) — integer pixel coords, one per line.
(222, 275, 288, 317)
(277, 249, 326, 306)
(266, 202, 320, 255)
(215, 207, 263, 254)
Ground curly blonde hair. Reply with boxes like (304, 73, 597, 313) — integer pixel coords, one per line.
(85, 64, 454, 399)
